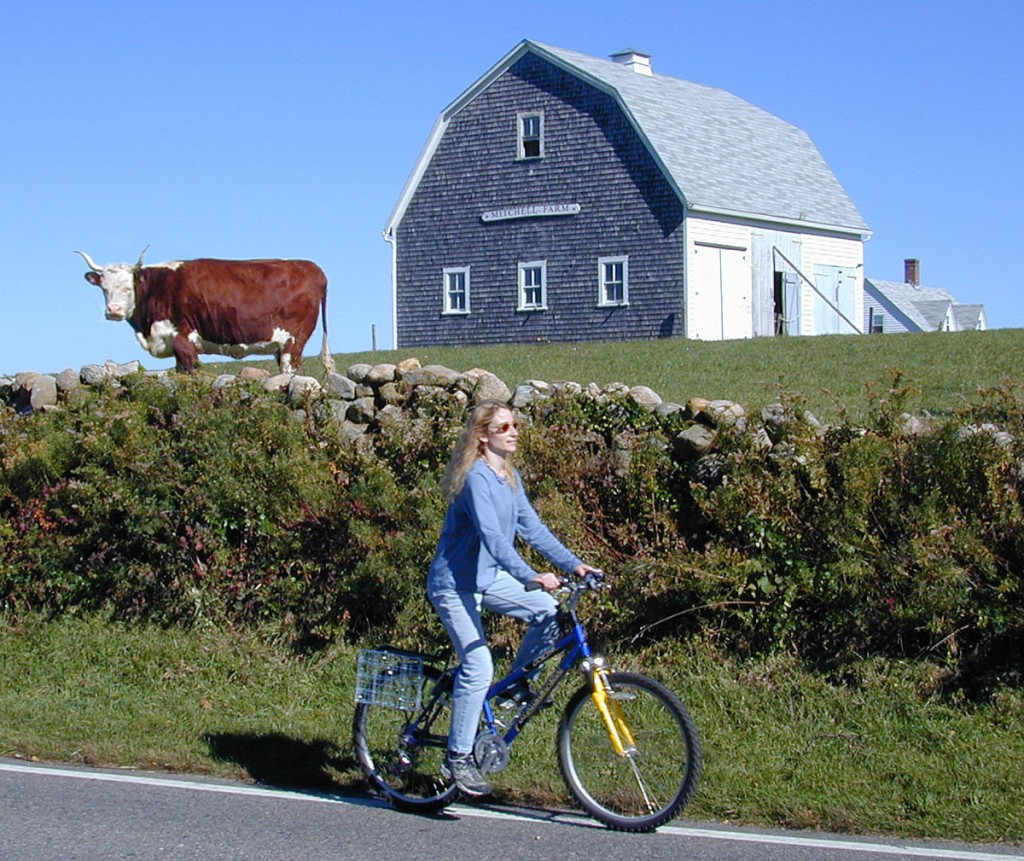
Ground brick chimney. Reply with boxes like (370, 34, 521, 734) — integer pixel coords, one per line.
(904, 258, 920, 287)
(610, 48, 653, 76)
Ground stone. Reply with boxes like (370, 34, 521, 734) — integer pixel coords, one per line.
(655, 401, 684, 418)
(511, 380, 553, 408)
(709, 400, 746, 429)
(684, 397, 711, 421)
(80, 364, 108, 386)
(376, 403, 405, 424)
(345, 363, 373, 383)
(898, 412, 926, 436)
(55, 369, 81, 393)
(238, 366, 270, 381)
(399, 364, 461, 389)
(287, 375, 323, 405)
(551, 380, 582, 396)
(629, 385, 662, 411)
(367, 363, 397, 386)
(324, 373, 358, 400)
(378, 381, 408, 406)
(339, 419, 369, 445)
(460, 369, 511, 404)
(29, 375, 58, 410)
(673, 423, 717, 459)
(262, 373, 293, 393)
(105, 359, 141, 379)
(346, 396, 376, 424)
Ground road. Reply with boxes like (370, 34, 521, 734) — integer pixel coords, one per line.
(1, 759, 1021, 861)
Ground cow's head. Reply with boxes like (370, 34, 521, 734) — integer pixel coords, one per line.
(75, 247, 149, 320)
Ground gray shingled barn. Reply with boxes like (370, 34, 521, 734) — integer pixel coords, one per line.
(384, 40, 872, 348)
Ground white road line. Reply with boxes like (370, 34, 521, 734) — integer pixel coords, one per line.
(1, 761, 1020, 861)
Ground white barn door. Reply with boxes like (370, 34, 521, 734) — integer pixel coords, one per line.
(813, 264, 859, 334)
(690, 245, 752, 341)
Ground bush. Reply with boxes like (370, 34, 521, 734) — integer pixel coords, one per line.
(1, 371, 1022, 696)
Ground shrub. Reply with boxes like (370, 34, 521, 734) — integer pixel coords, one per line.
(1, 371, 1021, 695)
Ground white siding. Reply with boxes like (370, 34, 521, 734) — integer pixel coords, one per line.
(799, 234, 864, 335)
(686, 218, 752, 341)
(686, 216, 865, 340)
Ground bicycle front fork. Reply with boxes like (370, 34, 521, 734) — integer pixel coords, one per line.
(582, 657, 637, 757)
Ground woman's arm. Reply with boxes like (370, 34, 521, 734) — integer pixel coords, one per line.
(512, 477, 585, 575)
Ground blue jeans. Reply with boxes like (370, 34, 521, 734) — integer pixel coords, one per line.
(428, 571, 559, 755)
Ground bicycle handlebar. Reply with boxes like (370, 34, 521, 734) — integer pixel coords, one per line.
(525, 569, 607, 595)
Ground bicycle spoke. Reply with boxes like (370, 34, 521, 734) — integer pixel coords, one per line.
(353, 666, 458, 812)
(558, 671, 701, 832)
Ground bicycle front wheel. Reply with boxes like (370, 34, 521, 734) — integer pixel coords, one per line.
(352, 668, 458, 812)
(558, 671, 701, 832)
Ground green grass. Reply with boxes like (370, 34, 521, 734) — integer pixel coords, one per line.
(290, 329, 1024, 424)
(2, 613, 1022, 843)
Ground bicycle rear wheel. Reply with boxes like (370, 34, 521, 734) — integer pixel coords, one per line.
(352, 667, 458, 812)
(557, 671, 701, 832)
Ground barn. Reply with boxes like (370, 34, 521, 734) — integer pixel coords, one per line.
(384, 40, 871, 348)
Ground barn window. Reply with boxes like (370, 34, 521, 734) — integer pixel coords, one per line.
(598, 256, 628, 306)
(443, 267, 470, 314)
(868, 307, 884, 334)
(518, 261, 547, 310)
(517, 112, 544, 159)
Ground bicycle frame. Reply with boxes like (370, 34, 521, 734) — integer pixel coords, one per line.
(479, 618, 589, 744)
(399, 572, 619, 760)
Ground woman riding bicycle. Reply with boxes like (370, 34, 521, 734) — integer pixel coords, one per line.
(427, 400, 600, 797)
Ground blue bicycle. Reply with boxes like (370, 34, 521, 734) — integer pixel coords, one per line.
(352, 571, 702, 832)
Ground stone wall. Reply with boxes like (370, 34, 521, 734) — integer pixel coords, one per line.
(0, 357, 794, 466)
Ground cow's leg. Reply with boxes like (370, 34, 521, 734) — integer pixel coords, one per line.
(173, 333, 201, 373)
(280, 340, 301, 375)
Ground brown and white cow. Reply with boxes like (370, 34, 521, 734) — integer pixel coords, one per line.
(75, 249, 335, 374)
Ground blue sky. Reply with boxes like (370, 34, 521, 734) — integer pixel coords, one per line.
(2, 0, 1021, 374)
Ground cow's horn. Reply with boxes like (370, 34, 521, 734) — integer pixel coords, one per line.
(74, 250, 102, 272)
(135, 245, 150, 268)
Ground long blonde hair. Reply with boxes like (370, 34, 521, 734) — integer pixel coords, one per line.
(442, 400, 518, 501)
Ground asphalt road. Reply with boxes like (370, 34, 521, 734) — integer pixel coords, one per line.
(1, 759, 1021, 861)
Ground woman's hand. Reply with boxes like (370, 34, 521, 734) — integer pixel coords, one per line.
(531, 572, 563, 592)
(574, 563, 601, 578)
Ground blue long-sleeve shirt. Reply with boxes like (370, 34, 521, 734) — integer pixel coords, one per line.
(427, 459, 584, 595)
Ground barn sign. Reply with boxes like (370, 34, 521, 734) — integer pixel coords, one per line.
(480, 203, 581, 222)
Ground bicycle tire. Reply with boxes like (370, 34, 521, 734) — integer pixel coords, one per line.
(557, 671, 701, 832)
(352, 665, 458, 812)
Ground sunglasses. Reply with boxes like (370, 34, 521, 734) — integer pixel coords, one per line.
(487, 421, 518, 434)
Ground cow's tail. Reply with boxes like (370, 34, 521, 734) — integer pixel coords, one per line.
(319, 291, 336, 375)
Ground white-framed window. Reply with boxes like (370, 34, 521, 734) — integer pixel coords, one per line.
(517, 261, 547, 311)
(443, 267, 470, 314)
(517, 111, 544, 159)
(598, 256, 629, 306)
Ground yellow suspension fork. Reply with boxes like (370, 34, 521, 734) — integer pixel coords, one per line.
(588, 662, 637, 757)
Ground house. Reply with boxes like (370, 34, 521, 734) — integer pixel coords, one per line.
(864, 259, 987, 334)
(384, 40, 872, 349)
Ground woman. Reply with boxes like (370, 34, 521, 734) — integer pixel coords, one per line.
(427, 400, 599, 797)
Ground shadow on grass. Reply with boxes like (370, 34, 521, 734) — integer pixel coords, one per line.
(203, 732, 361, 792)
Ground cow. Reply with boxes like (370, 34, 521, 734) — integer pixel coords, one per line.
(75, 248, 335, 374)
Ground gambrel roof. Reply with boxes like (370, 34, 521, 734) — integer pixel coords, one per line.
(385, 39, 871, 237)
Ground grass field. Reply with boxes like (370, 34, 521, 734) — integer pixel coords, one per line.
(1, 614, 1021, 843)
(298, 328, 1024, 424)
